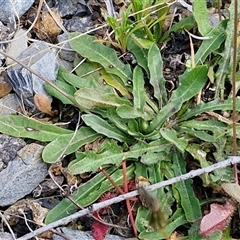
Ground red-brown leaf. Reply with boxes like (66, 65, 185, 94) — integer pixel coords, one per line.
(199, 200, 236, 237)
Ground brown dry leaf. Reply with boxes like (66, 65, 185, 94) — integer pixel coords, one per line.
(34, 10, 62, 41)
(4, 199, 48, 226)
(34, 93, 56, 117)
(199, 200, 236, 237)
(0, 72, 12, 98)
(222, 182, 240, 203)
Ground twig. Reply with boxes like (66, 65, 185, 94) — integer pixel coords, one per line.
(0, 0, 44, 44)
(0, 211, 17, 240)
(16, 156, 240, 240)
(0, 49, 78, 107)
(50, 229, 74, 240)
(231, 0, 238, 183)
(100, 167, 124, 194)
(122, 160, 138, 237)
(48, 167, 127, 230)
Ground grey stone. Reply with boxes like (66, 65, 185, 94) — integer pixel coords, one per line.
(0, 134, 26, 171)
(56, 0, 77, 17)
(0, 0, 34, 24)
(7, 41, 58, 112)
(57, 57, 74, 71)
(53, 228, 125, 240)
(63, 16, 93, 33)
(0, 93, 21, 115)
(0, 143, 48, 207)
(57, 33, 76, 62)
(0, 232, 14, 240)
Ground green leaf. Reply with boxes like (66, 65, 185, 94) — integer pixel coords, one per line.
(68, 139, 171, 174)
(45, 80, 76, 105)
(131, 34, 154, 49)
(171, 149, 201, 221)
(148, 43, 167, 108)
(100, 69, 131, 97)
(215, 1, 240, 97)
(82, 114, 132, 143)
(148, 66, 208, 132)
(0, 115, 72, 141)
(74, 61, 100, 81)
(117, 105, 143, 119)
(127, 37, 149, 76)
(160, 128, 187, 153)
(180, 119, 226, 130)
(68, 140, 124, 174)
(186, 143, 211, 184)
(138, 208, 187, 239)
(181, 127, 215, 142)
(171, 65, 208, 101)
(149, 98, 183, 131)
(74, 88, 131, 110)
(194, 21, 227, 65)
(69, 33, 132, 84)
(42, 127, 101, 163)
(45, 165, 135, 223)
(178, 98, 240, 122)
(133, 66, 146, 111)
(59, 66, 103, 89)
(193, 0, 212, 35)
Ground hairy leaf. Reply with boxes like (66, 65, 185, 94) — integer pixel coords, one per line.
(69, 33, 132, 84)
(148, 65, 208, 132)
(0, 115, 71, 141)
(148, 43, 167, 108)
(42, 127, 101, 163)
(82, 114, 132, 143)
(171, 149, 201, 221)
(45, 165, 135, 223)
(74, 88, 131, 110)
(193, 0, 212, 35)
(178, 98, 240, 122)
(160, 128, 188, 153)
(133, 66, 145, 111)
(68, 139, 171, 174)
(44, 80, 76, 105)
(194, 21, 227, 65)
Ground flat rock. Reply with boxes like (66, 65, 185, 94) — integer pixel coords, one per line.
(0, 0, 34, 24)
(0, 134, 26, 171)
(63, 16, 93, 32)
(0, 93, 20, 115)
(7, 41, 58, 112)
(55, 0, 77, 17)
(57, 33, 76, 62)
(0, 143, 48, 207)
